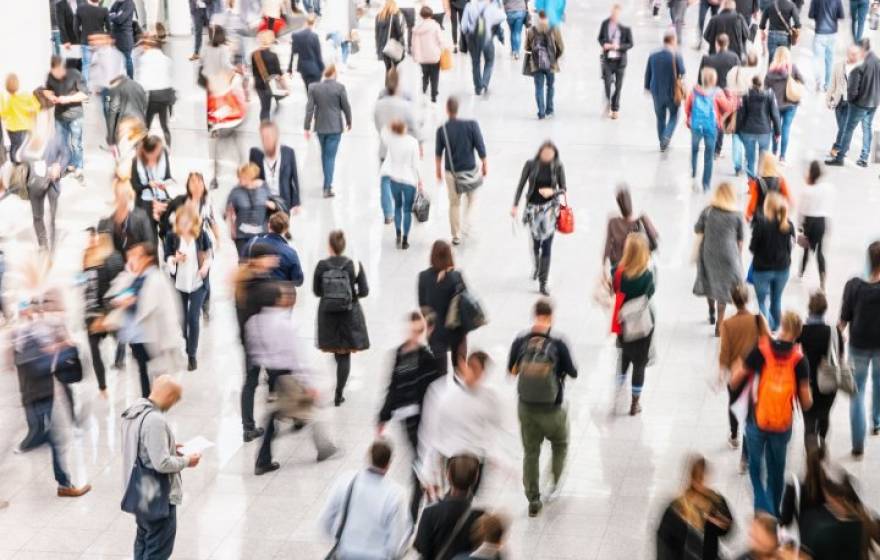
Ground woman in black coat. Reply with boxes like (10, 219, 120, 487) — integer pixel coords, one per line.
(375, 1, 405, 71)
(313, 230, 370, 406)
(797, 291, 841, 450)
(130, 135, 174, 239)
(417, 240, 467, 376)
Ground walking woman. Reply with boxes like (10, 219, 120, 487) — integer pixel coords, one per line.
(412, 6, 447, 103)
(749, 192, 795, 332)
(745, 152, 792, 222)
(602, 186, 659, 269)
(450, 0, 467, 52)
(375, 0, 405, 71)
(611, 233, 655, 415)
(764, 47, 804, 165)
(736, 75, 780, 178)
(381, 120, 423, 250)
(252, 30, 284, 122)
(164, 205, 213, 372)
(799, 161, 832, 290)
(129, 135, 175, 238)
(511, 140, 567, 296)
(163, 171, 220, 244)
(418, 240, 466, 376)
(0, 74, 39, 163)
(313, 230, 370, 406)
(693, 182, 744, 335)
(797, 291, 840, 450)
(83, 230, 125, 396)
(135, 37, 175, 147)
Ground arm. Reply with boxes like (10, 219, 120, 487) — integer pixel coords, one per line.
(318, 477, 346, 539)
(385, 493, 413, 560)
(472, 123, 488, 174)
(558, 340, 578, 379)
(554, 28, 565, 59)
(808, 0, 816, 20)
(289, 150, 301, 209)
(597, 20, 606, 46)
(288, 34, 296, 74)
(512, 160, 531, 208)
(684, 91, 694, 126)
(354, 261, 369, 298)
(602, 220, 614, 264)
(620, 26, 633, 51)
(557, 162, 567, 192)
(718, 322, 733, 369)
(769, 96, 781, 136)
(288, 250, 304, 287)
(644, 56, 653, 91)
(798, 379, 813, 410)
(791, 3, 802, 26)
(142, 415, 188, 474)
(759, 9, 768, 29)
(312, 262, 324, 297)
(340, 87, 352, 129)
(847, 67, 862, 102)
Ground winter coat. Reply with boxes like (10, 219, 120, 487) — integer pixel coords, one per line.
(524, 23, 565, 74)
(412, 17, 446, 64)
(313, 256, 370, 352)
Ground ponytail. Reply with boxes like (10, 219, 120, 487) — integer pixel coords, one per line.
(778, 203, 791, 233)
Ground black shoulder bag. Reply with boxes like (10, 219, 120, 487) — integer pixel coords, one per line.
(325, 474, 359, 560)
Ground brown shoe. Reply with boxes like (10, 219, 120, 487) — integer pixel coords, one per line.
(189, 54, 200, 61)
(629, 396, 642, 416)
(57, 484, 92, 498)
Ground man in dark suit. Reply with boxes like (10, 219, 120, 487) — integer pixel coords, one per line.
(644, 30, 686, 152)
(249, 121, 302, 213)
(287, 14, 325, 91)
(704, 0, 750, 58)
(699, 33, 740, 157)
(597, 4, 633, 119)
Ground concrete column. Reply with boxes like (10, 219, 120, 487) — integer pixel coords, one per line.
(0, 0, 53, 91)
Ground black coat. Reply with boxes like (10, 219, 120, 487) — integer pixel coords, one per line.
(288, 28, 325, 78)
(848, 51, 880, 109)
(109, 0, 135, 53)
(56, 0, 80, 44)
(130, 150, 174, 233)
(597, 19, 634, 67)
(699, 50, 740, 89)
(418, 267, 465, 351)
(737, 88, 781, 135)
(97, 207, 155, 253)
(704, 9, 750, 57)
(513, 158, 567, 207)
(248, 145, 301, 209)
(375, 13, 405, 60)
(75, 2, 110, 41)
(313, 256, 370, 352)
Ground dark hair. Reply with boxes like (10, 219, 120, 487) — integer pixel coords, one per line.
(430, 240, 454, 271)
(186, 172, 207, 204)
(663, 30, 676, 45)
(534, 140, 559, 162)
(468, 350, 490, 370)
(420, 5, 433, 18)
(807, 160, 823, 185)
(50, 55, 64, 69)
(329, 230, 346, 255)
(385, 67, 399, 96)
(140, 135, 162, 156)
(534, 298, 553, 317)
(808, 291, 828, 317)
(731, 283, 749, 309)
(408, 310, 424, 323)
(869, 241, 880, 273)
(370, 439, 393, 470)
(268, 211, 289, 234)
(716, 33, 729, 49)
(802, 446, 827, 508)
(751, 75, 763, 89)
(128, 241, 157, 263)
(687, 454, 707, 488)
(446, 96, 459, 116)
(615, 186, 633, 218)
(211, 25, 227, 47)
(538, 9, 547, 19)
(447, 454, 480, 491)
(471, 513, 507, 546)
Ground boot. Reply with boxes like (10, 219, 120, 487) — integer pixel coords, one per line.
(820, 272, 826, 292)
(629, 395, 642, 416)
(708, 300, 716, 325)
(538, 255, 551, 296)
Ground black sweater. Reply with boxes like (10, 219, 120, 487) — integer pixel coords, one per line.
(378, 344, 442, 424)
(513, 158, 566, 207)
(252, 49, 282, 91)
(75, 2, 110, 40)
(737, 88, 781, 136)
(749, 216, 794, 271)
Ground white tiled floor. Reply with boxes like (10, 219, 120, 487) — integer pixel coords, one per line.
(2, 1, 880, 559)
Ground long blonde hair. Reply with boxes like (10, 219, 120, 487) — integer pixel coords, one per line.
(618, 233, 650, 279)
(174, 204, 203, 239)
(379, 0, 399, 19)
(759, 152, 780, 178)
(763, 192, 791, 233)
(769, 46, 792, 73)
(710, 182, 737, 212)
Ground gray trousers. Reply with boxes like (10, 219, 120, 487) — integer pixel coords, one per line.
(28, 177, 60, 250)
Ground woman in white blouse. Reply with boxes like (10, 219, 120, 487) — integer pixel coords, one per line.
(164, 205, 213, 371)
(799, 160, 833, 290)
(380, 119, 422, 249)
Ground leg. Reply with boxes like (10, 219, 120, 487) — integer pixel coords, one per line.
(768, 269, 789, 333)
(157, 101, 172, 147)
(461, 189, 476, 237)
(870, 351, 880, 432)
(185, 286, 207, 359)
(429, 63, 440, 102)
(752, 271, 772, 330)
(518, 403, 544, 504)
(323, 133, 342, 191)
(404, 418, 423, 522)
(445, 173, 462, 241)
(630, 339, 650, 398)
(601, 63, 613, 105)
(611, 65, 625, 112)
(28, 182, 49, 249)
(859, 107, 876, 163)
(779, 106, 797, 160)
(823, 35, 834, 89)
(240, 364, 260, 432)
(545, 72, 555, 115)
(123, 49, 134, 78)
(538, 235, 553, 291)
(256, 89, 271, 122)
(850, 348, 870, 452)
(547, 406, 569, 486)
(402, 184, 415, 237)
(468, 36, 482, 92)
(482, 39, 495, 91)
(690, 130, 701, 178)
(255, 410, 278, 467)
(743, 134, 757, 176)
(836, 105, 864, 159)
(703, 129, 717, 191)
(390, 180, 404, 234)
(764, 429, 792, 517)
(728, 383, 744, 439)
(45, 400, 73, 489)
(131, 343, 151, 398)
(334, 353, 351, 403)
(420, 64, 430, 95)
(134, 507, 177, 560)
(380, 175, 393, 220)
(732, 133, 744, 174)
(745, 421, 772, 513)
(664, 102, 680, 145)
(193, 8, 206, 55)
(179, 291, 191, 350)
(533, 72, 546, 117)
(88, 331, 108, 391)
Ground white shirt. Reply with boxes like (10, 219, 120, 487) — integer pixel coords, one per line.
(379, 130, 421, 186)
(135, 49, 173, 92)
(799, 181, 834, 218)
(168, 237, 203, 293)
(262, 153, 281, 197)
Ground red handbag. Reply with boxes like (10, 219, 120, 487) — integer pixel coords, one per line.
(556, 196, 574, 234)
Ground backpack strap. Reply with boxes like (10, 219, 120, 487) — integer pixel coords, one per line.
(436, 504, 473, 560)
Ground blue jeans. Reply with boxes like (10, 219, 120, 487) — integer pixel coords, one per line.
(134, 505, 177, 560)
(852, 0, 869, 41)
(179, 285, 208, 359)
(752, 268, 789, 331)
(327, 32, 351, 65)
(849, 347, 880, 452)
(467, 36, 495, 94)
(56, 118, 84, 170)
(303, 0, 322, 15)
(380, 175, 393, 219)
(745, 420, 791, 516)
(81, 43, 91, 85)
(652, 97, 679, 146)
(834, 101, 849, 147)
(390, 180, 416, 236)
(507, 11, 527, 54)
(22, 397, 72, 488)
(691, 125, 717, 191)
(317, 132, 342, 190)
(772, 105, 797, 160)
(732, 133, 745, 173)
(836, 104, 876, 162)
(813, 33, 835, 90)
(122, 49, 134, 79)
(192, 7, 209, 55)
(767, 31, 790, 63)
(740, 132, 771, 177)
(533, 71, 556, 117)
(52, 30, 61, 57)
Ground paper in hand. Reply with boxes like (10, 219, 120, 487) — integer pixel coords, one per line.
(179, 436, 214, 456)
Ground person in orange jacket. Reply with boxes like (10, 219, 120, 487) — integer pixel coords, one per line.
(745, 152, 793, 221)
(685, 67, 734, 192)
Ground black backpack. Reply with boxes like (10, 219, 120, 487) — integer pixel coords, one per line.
(321, 260, 354, 313)
(755, 176, 780, 216)
(514, 332, 560, 405)
(533, 31, 553, 72)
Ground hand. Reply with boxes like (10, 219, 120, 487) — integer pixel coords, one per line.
(114, 295, 136, 309)
(291, 206, 301, 215)
(304, 130, 311, 140)
(510, 206, 518, 218)
(376, 423, 385, 436)
(266, 200, 277, 210)
(603, 42, 613, 50)
(175, 443, 184, 456)
(346, 125, 352, 132)
(176, 251, 187, 263)
(186, 453, 201, 467)
(481, 161, 488, 177)
(63, 42, 71, 49)
(199, 266, 209, 278)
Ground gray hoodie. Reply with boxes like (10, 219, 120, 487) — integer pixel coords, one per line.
(121, 398, 187, 506)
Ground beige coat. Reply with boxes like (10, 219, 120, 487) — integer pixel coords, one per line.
(411, 17, 447, 64)
(826, 60, 849, 109)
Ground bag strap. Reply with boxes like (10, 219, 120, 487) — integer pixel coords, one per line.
(827, 327, 840, 369)
(133, 409, 155, 469)
(670, 50, 679, 81)
(436, 504, 472, 560)
(441, 123, 457, 175)
(325, 474, 359, 560)
(774, 1, 793, 35)
(385, 13, 395, 45)
(254, 49, 271, 82)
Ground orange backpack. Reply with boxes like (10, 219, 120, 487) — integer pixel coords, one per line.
(754, 337, 802, 432)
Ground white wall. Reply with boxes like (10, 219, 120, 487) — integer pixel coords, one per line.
(0, 0, 52, 91)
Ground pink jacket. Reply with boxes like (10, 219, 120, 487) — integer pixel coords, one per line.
(412, 18, 446, 64)
(684, 86, 734, 129)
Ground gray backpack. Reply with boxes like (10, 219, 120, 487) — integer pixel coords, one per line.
(515, 333, 560, 405)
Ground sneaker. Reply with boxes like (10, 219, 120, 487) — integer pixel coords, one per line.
(189, 53, 200, 61)
(727, 436, 739, 449)
(825, 157, 844, 166)
(334, 395, 346, 407)
(401, 239, 410, 250)
(873, 426, 880, 436)
(254, 461, 281, 476)
(857, 159, 868, 168)
(323, 189, 336, 198)
(452, 237, 461, 246)
(384, 217, 393, 225)
(610, 111, 619, 120)
(243, 427, 265, 442)
(528, 500, 543, 517)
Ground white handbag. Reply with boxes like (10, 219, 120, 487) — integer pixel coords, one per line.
(619, 295, 654, 342)
(382, 15, 405, 62)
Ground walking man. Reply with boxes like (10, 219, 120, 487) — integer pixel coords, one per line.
(809, 0, 845, 91)
(645, 30, 686, 152)
(304, 65, 352, 198)
(826, 39, 880, 167)
(524, 10, 565, 119)
(460, 0, 505, 95)
(598, 4, 633, 119)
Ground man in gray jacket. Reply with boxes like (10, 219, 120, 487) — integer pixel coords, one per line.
(121, 375, 200, 560)
(304, 65, 352, 198)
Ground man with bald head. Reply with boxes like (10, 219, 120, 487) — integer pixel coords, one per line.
(121, 375, 200, 560)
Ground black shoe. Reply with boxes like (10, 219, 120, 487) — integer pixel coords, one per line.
(539, 284, 549, 296)
(292, 420, 306, 432)
(872, 426, 880, 436)
(857, 159, 868, 167)
(528, 500, 543, 517)
(243, 427, 265, 442)
(402, 237, 410, 250)
(187, 357, 197, 371)
(825, 157, 844, 166)
(396, 232, 402, 248)
(334, 395, 346, 407)
(852, 448, 865, 459)
(254, 461, 281, 476)
(323, 189, 336, 198)
(709, 312, 716, 326)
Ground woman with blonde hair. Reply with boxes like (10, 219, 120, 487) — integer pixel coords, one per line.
(746, 152, 793, 221)
(764, 46, 804, 165)
(693, 182, 745, 335)
(376, 0, 406, 70)
(611, 233, 655, 415)
(749, 192, 795, 331)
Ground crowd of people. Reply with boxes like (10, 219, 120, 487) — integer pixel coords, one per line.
(1, 0, 880, 558)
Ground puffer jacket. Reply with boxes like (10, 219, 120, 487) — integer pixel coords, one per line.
(412, 17, 445, 64)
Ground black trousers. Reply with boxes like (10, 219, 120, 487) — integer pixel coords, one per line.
(420, 63, 440, 102)
(601, 59, 625, 112)
(801, 216, 827, 277)
(431, 332, 467, 377)
(334, 353, 351, 400)
(146, 90, 173, 147)
(404, 416, 424, 522)
(804, 391, 836, 447)
(131, 343, 151, 398)
(255, 88, 275, 122)
(134, 505, 177, 560)
(401, 7, 416, 50)
(450, 5, 465, 50)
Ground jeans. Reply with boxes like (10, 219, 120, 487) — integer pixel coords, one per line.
(389, 180, 416, 237)
(21, 397, 72, 488)
(852, 0, 869, 41)
(698, 0, 719, 38)
(131, 343, 151, 398)
(57, 118, 84, 170)
(134, 505, 177, 560)
(467, 36, 495, 94)
(533, 71, 556, 117)
(302, 0, 321, 15)
(28, 177, 60, 250)
(327, 31, 351, 65)
(507, 10, 527, 53)
(652, 97, 679, 147)
(767, 30, 791, 63)
(192, 7, 209, 55)
(813, 33, 835, 90)
(751, 268, 789, 332)
(691, 125, 717, 191)
(836, 104, 876, 162)
(121, 49, 134, 79)
(772, 106, 797, 160)
(179, 285, 207, 359)
(601, 59, 625, 112)
(740, 132, 771, 177)
(7, 130, 26, 163)
(81, 43, 91, 84)
(745, 420, 791, 516)
(732, 133, 745, 173)
(519, 403, 568, 503)
(317, 132, 342, 190)
(380, 175, 393, 219)
(833, 101, 849, 148)
(52, 30, 61, 56)
(849, 347, 880, 452)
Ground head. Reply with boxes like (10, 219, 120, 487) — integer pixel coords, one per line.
(446, 454, 480, 494)
(808, 290, 828, 319)
(471, 513, 508, 548)
(274, 282, 297, 309)
(723, 0, 736, 9)
(778, 310, 803, 342)
(610, 3, 621, 20)
(537, 10, 548, 23)
(174, 205, 202, 239)
(750, 74, 764, 90)
(248, 241, 279, 272)
(615, 185, 633, 218)
(148, 374, 183, 411)
(618, 233, 650, 279)
(49, 56, 67, 80)
(763, 192, 791, 234)
(806, 160, 823, 185)
(385, 67, 399, 96)
(259, 121, 279, 155)
(770, 46, 792, 71)
(126, 242, 158, 274)
(369, 439, 393, 473)
(268, 211, 289, 236)
(868, 241, 880, 276)
(390, 119, 407, 136)
(663, 29, 677, 49)
(731, 283, 750, 311)
(701, 67, 718, 88)
(861, 37, 872, 55)
(747, 514, 779, 556)
(212, 25, 228, 47)
(758, 151, 779, 178)
(430, 240, 454, 271)
(113, 179, 135, 214)
(324, 64, 337, 80)
(745, 51, 759, 67)
(685, 454, 708, 492)
(186, 172, 207, 203)
(237, 162, 261, 187)
(406, 310, 427, 344)
(420, 5, 434, 19)
(446, 96, 460, 118)
(138, 135, 163, 166)
(461, 351, 490, 387)
(535, 141, 559, 164)
(533, 298, 553, 328)
(847, 44, 862, 64)
(5, 73, 19, 95)
(716, 33, 730, 52)
(710, 182, 737, 211)
(306, 13, 317, 27)
(328, 230, 346, 256)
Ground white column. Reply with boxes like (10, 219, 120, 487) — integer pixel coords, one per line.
(0, 0, 52, 91)
(168, 0, 192, 36)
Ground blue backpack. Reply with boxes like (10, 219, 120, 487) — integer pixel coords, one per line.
(691, 89, 717, 131)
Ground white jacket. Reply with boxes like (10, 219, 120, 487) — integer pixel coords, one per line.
(379, 130, 421, 187)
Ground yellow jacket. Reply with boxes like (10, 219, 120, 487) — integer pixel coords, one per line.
(0, 92, 39, 132)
